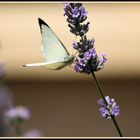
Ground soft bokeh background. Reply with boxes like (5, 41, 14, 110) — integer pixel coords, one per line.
(0, 2, 140, 137)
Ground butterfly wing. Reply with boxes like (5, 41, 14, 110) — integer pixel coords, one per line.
(38, 18, 70, 63)
(23, 18, 74, 70)
(23, 59, 70, 70)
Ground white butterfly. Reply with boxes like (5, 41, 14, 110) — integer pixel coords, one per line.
(23, 18, 74, 70)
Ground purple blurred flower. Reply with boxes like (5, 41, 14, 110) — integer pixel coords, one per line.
(0, 85, 13, 134)
(0, 63, 12, 113)
(23, 129, 43, 137)
(0, 86, 13, 113)
(97, 96, 120, 118)
(4, 106, 30, 123)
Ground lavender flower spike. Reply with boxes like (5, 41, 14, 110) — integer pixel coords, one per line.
(64, 3, 107, 74)
(97, 96, 120, 119)
(64, 3, 88, 24)
(64, 3, 89, 36)
(64, 3, 123, 137)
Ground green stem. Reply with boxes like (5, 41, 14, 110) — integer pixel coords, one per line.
(76, 26, 123, 137)
(14, 122, 21, 137)
(91, 71, 123, 137)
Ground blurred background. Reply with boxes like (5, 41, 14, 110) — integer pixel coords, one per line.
(0, 2, 140, 137)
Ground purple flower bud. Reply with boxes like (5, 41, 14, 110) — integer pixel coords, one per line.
(72, 42, 78, 50)
(64, 3, 72, 16)
(84, 48, 96, 61)
(80, 7, 88, 17)
(96, 52, 107, 71)
(99, 107, 110, 118)
(72, 7, 80, 18)
(111, 103, 120, 117)
(97, 98, 105, 107)
(101, 52, 107, 63)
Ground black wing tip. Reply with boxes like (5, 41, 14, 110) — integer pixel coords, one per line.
(38, 18, 49, 28)
(22, 64, 27, 67)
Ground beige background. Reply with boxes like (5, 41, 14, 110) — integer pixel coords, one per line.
(0, 2, 140, 137)
(0, 3, 140, 81)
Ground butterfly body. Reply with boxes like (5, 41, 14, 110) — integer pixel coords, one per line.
(23, 55, 74, 70)
(23, 18, 74, 70)
(43, 55, 74, 70)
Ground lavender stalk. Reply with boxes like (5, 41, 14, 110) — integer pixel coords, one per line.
(92, 72, 123, 137)
(64, 3, 123, 137)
